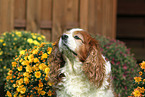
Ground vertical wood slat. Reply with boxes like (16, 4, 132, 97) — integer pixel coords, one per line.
(79, 0, 89, 31)
(14, 0, 26, 28)
(40, 0, 52, 41)
(0, 0, 14, 34)
(102, 0, 117, 39)
(52, 0, 79, 42)
(26, 0, 41, 33)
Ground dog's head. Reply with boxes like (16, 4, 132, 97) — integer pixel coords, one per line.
(49, 28, 105, 87)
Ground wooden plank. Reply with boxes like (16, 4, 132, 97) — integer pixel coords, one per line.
(79, 0, 89, 31)
(117, 17, 145, 38)
(26, 0, 41, 33)
(52, 0, 79, 41)
(41, 29, 52, 41)
(88, 0, 101, 35)
(132, 48, 145, 61)
(102, 0, 116, 39)
(88, 0, 116, 39)
(40, 0, 52, 29)
(0, 0, 14, 33)
(14, 0, 26, 28)
(118, 0, 145, 15)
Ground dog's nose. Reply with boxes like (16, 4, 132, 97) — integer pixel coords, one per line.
(62, 34, 68, 40)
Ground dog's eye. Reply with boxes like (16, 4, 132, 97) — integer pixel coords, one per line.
(74, 35, 80, 40)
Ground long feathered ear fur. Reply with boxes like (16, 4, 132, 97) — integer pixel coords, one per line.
(48, 40, 65, 86)
(82, 38, 105, 88)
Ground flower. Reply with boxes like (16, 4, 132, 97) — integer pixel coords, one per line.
(133, 88, 141, 97)
(47, 90, 52, 96)
(45, 67, 50, 74)
(35, 71, 41, 78)
(27, 38, 33, 44)
(22, 60, 30, 66)
(134, 77, 142, 83)
(18, 66, 23, 71)
(12, 62, 17, 67)
(20, 50, 25, 55)
(26, 65, 32, 73)
(5, 43, 54, 96)
(41, 53, 48, 59)
(139, 71, 143, 76)
(141, 61, 145, 70)
(6, 91, 12, 97)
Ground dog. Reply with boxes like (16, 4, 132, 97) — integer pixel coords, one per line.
(49, 28, 115, 97)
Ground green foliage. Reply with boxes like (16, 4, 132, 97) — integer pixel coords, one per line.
(95, 35, 139, 96)
(5, 43, 55, 97)
(0, 31, 46, 86)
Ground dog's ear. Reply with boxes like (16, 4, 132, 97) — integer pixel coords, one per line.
(48, 40, 65, 85)
(82, 38, 105, 87)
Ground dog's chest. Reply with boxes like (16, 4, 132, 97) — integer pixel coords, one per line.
(58, 59, 92, 96)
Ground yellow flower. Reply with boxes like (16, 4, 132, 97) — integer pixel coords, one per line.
(14, 38, 17, 40)
(22, 60, 29, 66)
(33, 40, 40, 45)
(47, 47, 52, 54)
(141, 61, 145, 70)
(20, 50, 25, 55)
(134, 77, 142, 83)
(28, 54, 34, 62)
(0, 51, 3, 55)
(32, 35, 36, 39)
(34, 58, 39, 63)
(45, 67, 50, 74)
(6, 75, 12, 80)
(35, 71, 41, 78)
(24, 77, 29, 85)
(18, 66, 23, 71)
(15, 31, 22, 37)
(133, 88, 141, 97)
(23, 72, 30, 77)
(38, 37, 42, 40)
(8, 70, 13, 75)
(3, 43, 6, 46)
(41, 53, 48, 59)
(47, 90, 52, 96)
(6, 91, 12, 97)
(0, 39, 4, 43)
(18, 78, 23, 85)
(32, 49, 39, 54)
(12, 62, 17, 67)
(26, 65, 32, 73)
(39, 63, 47, 71)
(27, 38, 33, 44)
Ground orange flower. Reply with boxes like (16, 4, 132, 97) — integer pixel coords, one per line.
(35, 71, 41, 78)
(134, 77, 142, 83)
(139, 71, 143, 76)
(12, 62, 17, 67)
(47, 90, 52, 96)
(141, 61, 145, 70)
(133, 88, 141, 97)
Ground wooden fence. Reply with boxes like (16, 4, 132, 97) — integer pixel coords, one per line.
(0, 0, 117, 42)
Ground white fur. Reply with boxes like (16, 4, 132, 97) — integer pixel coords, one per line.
(57, 29, 114, 97)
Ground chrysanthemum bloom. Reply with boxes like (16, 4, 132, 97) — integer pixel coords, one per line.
(139, 71, 143, 76)
(141, 61, 145, 70)
(133, 88, 141, 97)
(35, 71, 41, 78)
(134, 77, 142, 83)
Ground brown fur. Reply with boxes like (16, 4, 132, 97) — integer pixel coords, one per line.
(48, 41, 65, 86)
(49, 31, 105, 88)
(75, 31, 105, 87)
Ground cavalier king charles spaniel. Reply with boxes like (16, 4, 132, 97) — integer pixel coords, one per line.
(49, 28, 115, 97)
